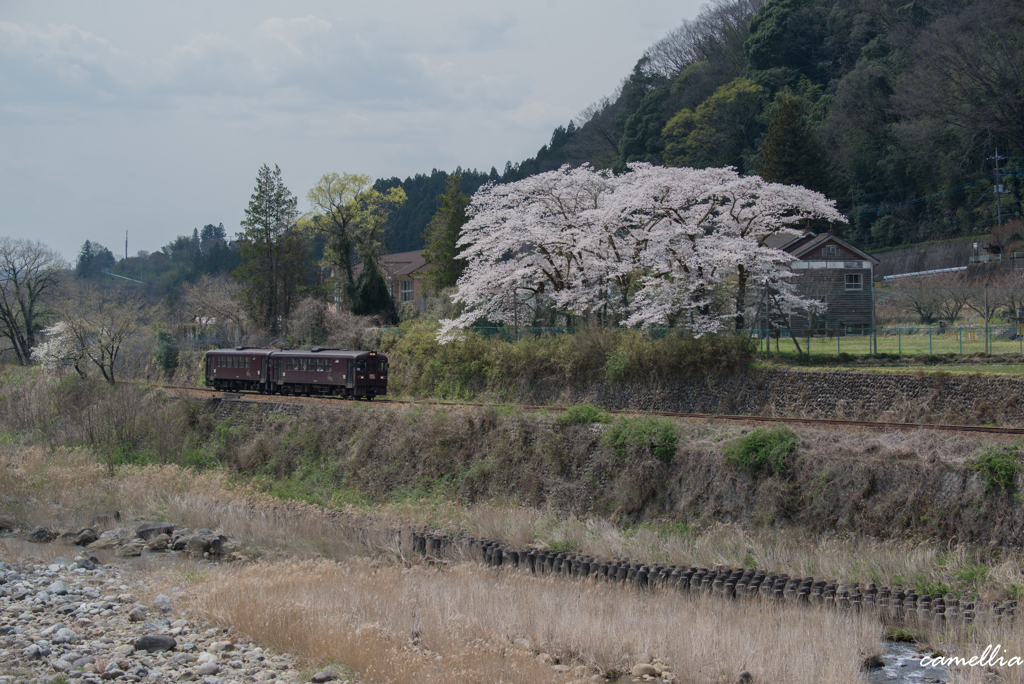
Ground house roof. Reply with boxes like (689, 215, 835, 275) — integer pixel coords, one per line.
(763, 230, 812, 251)
(764, 230, 878, 264)
(352, 250, 430, 280)
(787, 232, 879, 264)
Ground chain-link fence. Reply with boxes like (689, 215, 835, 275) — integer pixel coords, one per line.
(753, 326, 1024, 357)
(396, 325, 1024, 357)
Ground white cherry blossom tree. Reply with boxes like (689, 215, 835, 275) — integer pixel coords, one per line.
(439, 163, 845, 341)
(611, 163, 844, 330)
(438, 165, 623, 341)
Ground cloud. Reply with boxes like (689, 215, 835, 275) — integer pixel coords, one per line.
(0, 21, 136, 113)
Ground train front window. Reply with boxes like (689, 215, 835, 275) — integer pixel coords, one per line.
(356, 360, 366, 372)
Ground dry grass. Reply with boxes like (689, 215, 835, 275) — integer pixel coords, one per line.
(2, 441, 1022, 602)
(193, 557, 880, 684)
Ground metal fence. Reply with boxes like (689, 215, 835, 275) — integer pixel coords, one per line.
(417, 325, 1024, 357)
(753, 326, 1024, 357)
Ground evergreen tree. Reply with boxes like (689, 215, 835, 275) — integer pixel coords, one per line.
(232, 164, 301, 334)
(421, 173, 469, 294)
(755, 99, 832, 194)
(352, 262, 397, 323)
(75, 240, 117, 279)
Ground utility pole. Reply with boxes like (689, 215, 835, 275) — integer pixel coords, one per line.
(989, 148, 1007, 227)
(985, 283, 990, 354)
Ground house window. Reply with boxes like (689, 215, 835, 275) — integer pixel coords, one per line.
(823, 244, 838, 257)
(400, 280, 414, 302)
(845, 273, 863, 291)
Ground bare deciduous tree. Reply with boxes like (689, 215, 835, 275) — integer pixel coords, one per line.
(892, 273, 972, 325)
(54, 283, 146, 384)
(286, 296, 372, 349)
(0, 237, 66, 365)
(183, 275, 250, 345)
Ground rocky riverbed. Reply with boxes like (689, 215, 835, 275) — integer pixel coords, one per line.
(0, 540, 350, 684)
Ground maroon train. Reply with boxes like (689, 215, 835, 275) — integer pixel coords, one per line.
(204, 347, 388, 400)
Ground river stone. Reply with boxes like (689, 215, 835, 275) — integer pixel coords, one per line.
(128, 605, 148, 622)
(47, 580, 69, 595)
(116, 539, 145, 557)
(74, 528, 100, 546)
(146, 534, 171, 551)
(135, 521, 176, 540)
(195, 662, 220, 676)
(631, 663, 658, 677)
(53, 627, 81, 643)
(88, 536, 120, 550)
(74, 555, 97, 570)
(28, 525, 56, 543)
(861, 654, 884, 670)
(312, 672, 337, 683)
(134, 634, 177, 653)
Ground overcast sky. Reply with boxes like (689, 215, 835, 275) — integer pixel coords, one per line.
(1, 0, 704, 263)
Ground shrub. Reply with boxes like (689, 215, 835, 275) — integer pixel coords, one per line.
(558, 403, 612, 426)
(723, 427, 798, 476)
(969, 447, 1020, 492)
(602, 416, 678, 464)
(382, 322, 755, 399)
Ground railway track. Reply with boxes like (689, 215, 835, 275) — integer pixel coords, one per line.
(151, 383, 1024, 436)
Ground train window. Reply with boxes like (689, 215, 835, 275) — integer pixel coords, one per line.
(380, 361, 388, 372)
(300, 359, 308, 371)
(356, 360, 366, 372)
(325, 360, 332, 371)
(316, 359, 324, 371)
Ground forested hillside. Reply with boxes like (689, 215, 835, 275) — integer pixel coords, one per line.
(374, 168, 499, 253)
(382, 0, 1023, 255)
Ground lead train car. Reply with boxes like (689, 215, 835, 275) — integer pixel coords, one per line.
(205, 347, 388, 400)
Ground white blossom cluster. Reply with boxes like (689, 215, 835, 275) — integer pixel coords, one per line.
(31, 322, 84, 372)
(438, 163, 845, 342)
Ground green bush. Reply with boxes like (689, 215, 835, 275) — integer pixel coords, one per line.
(602, 416, 679, 464)
(970, 447, 1020, 492)
(723, 427, 798, 476)
(381, 322, 755, 399)
(558, 403, 612, 426)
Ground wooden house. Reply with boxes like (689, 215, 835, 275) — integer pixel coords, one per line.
(764, 231, 879, 333)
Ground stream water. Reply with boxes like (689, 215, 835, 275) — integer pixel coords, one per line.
(866, 642, 950, 684)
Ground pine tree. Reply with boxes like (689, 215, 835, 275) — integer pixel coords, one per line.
(755, 99, 832, 194)
(421, 173, 469, 294)
(232, 164, 300, 334)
